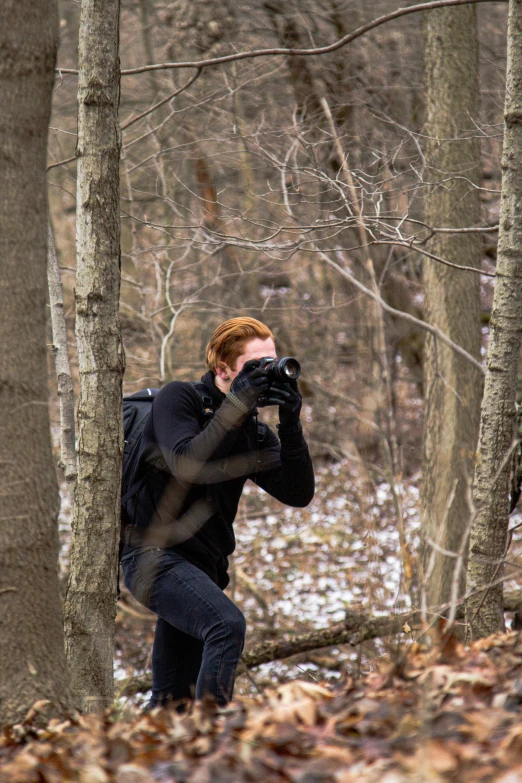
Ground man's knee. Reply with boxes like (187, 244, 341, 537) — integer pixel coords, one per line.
(206, 605, 246, 646)
(230, 608, 247, 642)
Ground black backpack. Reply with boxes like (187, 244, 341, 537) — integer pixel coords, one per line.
(121, 383, 215, 510)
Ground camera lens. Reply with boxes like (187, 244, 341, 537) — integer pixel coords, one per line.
(279, 357, 300, 380)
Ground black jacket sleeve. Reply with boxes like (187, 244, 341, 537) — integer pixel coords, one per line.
(151, 381, 258, 484)
(251, 423, 315, 508)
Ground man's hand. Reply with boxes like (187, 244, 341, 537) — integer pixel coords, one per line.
(262, 379, 302, 430)
(227, 360, 271, 414)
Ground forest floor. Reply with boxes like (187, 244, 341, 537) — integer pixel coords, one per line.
(32, 440, 522, 782)
(4, 630, 522, 782)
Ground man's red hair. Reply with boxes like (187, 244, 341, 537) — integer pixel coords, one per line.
(206, 317, 274, 372)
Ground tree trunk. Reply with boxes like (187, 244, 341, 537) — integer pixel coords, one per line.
(0, 0, 71, 725)
(421, 4, 483, 616)
(63, 0, 125, 712)
(467, 0, 522, 639)
(47, 219, 77, 497)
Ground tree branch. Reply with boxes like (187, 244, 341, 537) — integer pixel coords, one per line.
(316, 248, 485, 375)
(56, 0, 505, 78)
(120, 68, 202, 131)
(47, 71, 202, 173)
(118, 611, 416, 697)
(368, 240, 495, 278)
(118, 589, 522, 697)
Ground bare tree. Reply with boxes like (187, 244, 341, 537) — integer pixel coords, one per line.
(63, 0, 125, 712)
(420, 5, 483, 617)
(467, 0, 522, 639)
(0, 0, 71, 724)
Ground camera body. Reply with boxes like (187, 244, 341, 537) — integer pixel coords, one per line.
(257, 356, 301, 383)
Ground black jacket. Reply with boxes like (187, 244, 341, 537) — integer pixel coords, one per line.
(121, 371, 314, 588)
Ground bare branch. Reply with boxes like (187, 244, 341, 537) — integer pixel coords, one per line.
(368, 240, 495, 277)
(118, 586, 522, 697)
(316, 249, 485, 374)
(56, 0, 505, 78)
(120, 68, 202, 131)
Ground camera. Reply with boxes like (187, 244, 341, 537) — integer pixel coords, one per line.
(258, 356, 301, 383)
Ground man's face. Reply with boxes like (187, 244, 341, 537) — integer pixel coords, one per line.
(215, 336, 277, 393)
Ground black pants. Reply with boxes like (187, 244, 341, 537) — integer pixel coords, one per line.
(121, 548, 246, 707)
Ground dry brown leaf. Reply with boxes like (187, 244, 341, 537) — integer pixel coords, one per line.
(114, 763, 156, 783)
(79, 764, 110, 783)
(474, 633, 514, 652)
(187, 735, 214, 757)
(242, 680, 331, 741)
(416, 664, 453, 690)
(404, 739, 458, 775)
(0, 750, 40, 783)
(459, 709, 506, 743)
(23, 700, 53, 724)
(268, 680, 332, 706)
(444, 670, 495, 690)
(312, 743, 354, 764)
(499, 724, 522, 765)
(252, 719, 315, 755)
(494, 768, 522, 783)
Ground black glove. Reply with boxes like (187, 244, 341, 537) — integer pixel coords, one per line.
(227, 360, 271, 414)
(261, 379, 302, 430)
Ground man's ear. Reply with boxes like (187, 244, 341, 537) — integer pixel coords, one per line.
(215, 362, 230, 380)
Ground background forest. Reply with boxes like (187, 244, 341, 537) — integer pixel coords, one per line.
(5, 0, 522, 779)
(47, 0, 508, 700)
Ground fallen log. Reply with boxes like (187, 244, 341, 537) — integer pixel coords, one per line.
(117, 591, 522, 697)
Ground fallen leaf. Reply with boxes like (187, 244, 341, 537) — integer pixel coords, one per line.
(79, 763, 109, 783)
(114, 763, 156, 783)
(0, 750, 40, 783)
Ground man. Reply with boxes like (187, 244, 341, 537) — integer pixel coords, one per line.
(120, 317, 314, 709)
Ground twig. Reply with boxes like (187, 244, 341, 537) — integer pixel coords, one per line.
(120, 69, 202, 131)
(316, 249, 484, 375)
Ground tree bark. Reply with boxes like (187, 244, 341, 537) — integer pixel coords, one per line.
(63, 0, 125, 712)
(0, 0, 71, 725)
(47, 219, 77, 496)
(467, 0, 522, 639)
(421, 4, 483, 615)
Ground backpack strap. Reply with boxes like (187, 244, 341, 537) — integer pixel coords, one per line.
(122, 382, 215, 508)
(190, 381, 215, 425)
(122, 474, 149, 507)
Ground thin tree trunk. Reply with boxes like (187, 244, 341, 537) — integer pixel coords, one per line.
(467, 0, 522, 639)
(0, 0, 71, 725)
(63, 0, 125, 712)
(421, 4, 483, 616)
(47, 219, 77, 496)
(138, 0, 161, 103)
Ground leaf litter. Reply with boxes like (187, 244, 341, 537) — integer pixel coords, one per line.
(6, 631, 522, 781)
